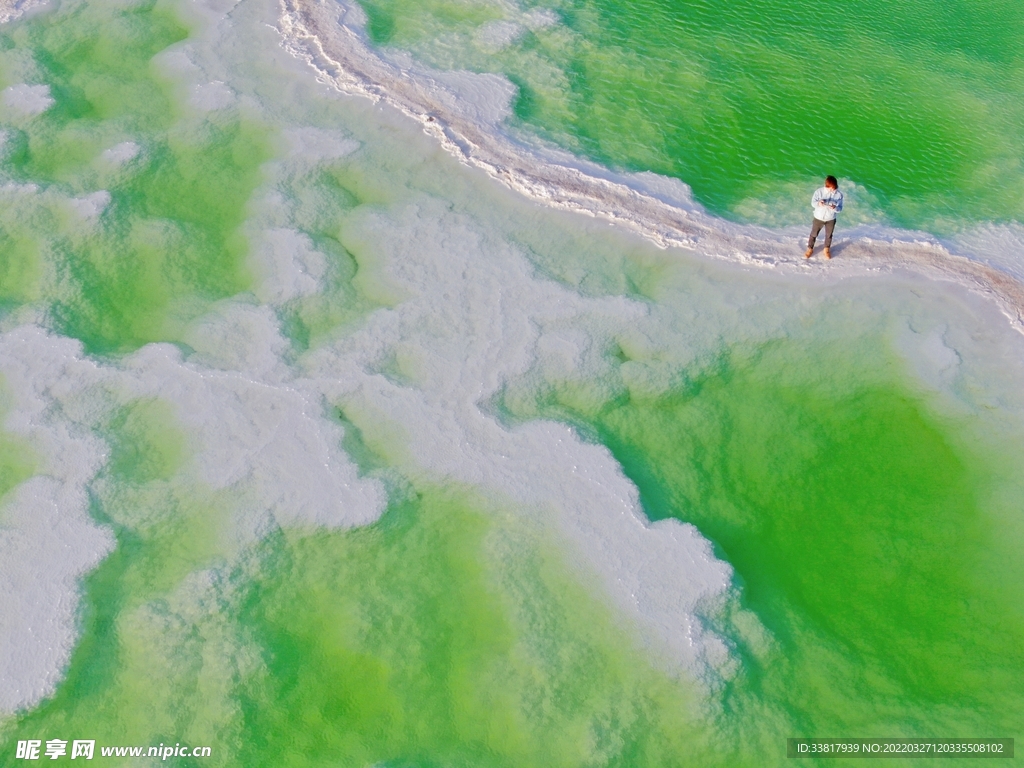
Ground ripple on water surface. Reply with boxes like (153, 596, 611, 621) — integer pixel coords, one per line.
(357, 0, 1024, 232)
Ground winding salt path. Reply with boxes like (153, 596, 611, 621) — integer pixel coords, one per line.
(279, 0, 1024, 332)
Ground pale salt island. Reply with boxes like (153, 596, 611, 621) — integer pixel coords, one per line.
(0, 0, 1022, 764)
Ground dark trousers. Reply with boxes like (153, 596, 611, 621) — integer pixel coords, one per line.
(808, 217, 836, 249)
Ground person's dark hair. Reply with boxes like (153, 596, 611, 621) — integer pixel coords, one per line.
(825, 175, 838, 188)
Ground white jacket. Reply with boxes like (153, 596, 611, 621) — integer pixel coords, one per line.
(812, 186, 844, 222)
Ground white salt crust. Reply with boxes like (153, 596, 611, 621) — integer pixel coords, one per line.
(67, 190, 111, 219)
(189, 80, 237, 111)
(99, 141, 142, 165)
(0, 324, 386, 714)
(300, 199, 738, 675)
(1, 83, 54, 116)
(3, 0, 1024, 720)
(0, 332, 114, 714)
(276, 0, 1024, 333)
(0, 0, 46, 23)
(0, 72, 735, 704)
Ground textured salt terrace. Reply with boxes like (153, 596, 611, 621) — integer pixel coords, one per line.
(189, 80, 237, 112)
(66, 190, 111, 219)
(0, 83, 54, 115)
(0, 0, 46, 23)
(0, 0, 1023, 722)
(99, 141, 142, 165)
(278, 0, 1024, 332)
(0, 322, 388, 712)
(0, 331, 115, 713)
(300, 198, 738, 673)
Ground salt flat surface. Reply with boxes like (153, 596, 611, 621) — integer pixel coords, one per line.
(1, 0, 1023, 721)
(0, 319, 389, 712)
(1, 84, 54, 115)
(278, 0, 1024, 332)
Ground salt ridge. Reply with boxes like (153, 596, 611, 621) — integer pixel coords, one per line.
(2, 0, 1020, 720)
(277, 0, 1024, 334)
(0, 320, 387, 715)
(300, 198, 740, 679)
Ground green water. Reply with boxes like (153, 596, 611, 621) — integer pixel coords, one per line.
(0, 0, 387, 352)
(503, 339, 1024, 749)
(235, 491, 714, 766)
(2, 0, 1024, 763)
(4, 336, 1021, 766)
(357, 0, 1024, 231)
(0, 0, 270, 353)
(0, 471, 723, 766)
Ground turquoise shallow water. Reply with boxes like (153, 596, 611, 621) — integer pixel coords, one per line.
(357, 0, 1024, 232)
(1, 0, 1023, 764)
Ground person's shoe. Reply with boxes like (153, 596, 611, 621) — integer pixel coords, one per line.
(804, 247, 813, 259)
(824, 246, 832, 259)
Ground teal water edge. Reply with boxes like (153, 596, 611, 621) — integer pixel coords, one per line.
(2, 0, 1024, 764)
(356, 0, 1024, 232)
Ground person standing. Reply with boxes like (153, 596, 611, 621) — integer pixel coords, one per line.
(805, 176, 843, 259)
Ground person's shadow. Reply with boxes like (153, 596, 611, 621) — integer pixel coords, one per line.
(827, 241, 851, 258)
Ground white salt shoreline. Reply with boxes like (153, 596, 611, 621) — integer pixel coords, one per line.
(277, 0, 1024, 334)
